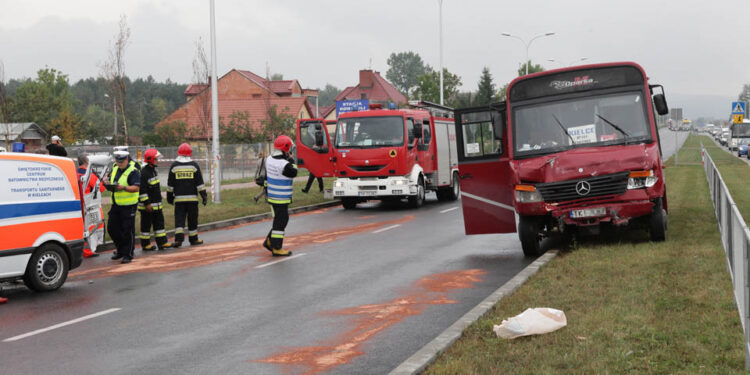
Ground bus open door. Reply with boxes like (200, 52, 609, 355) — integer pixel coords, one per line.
(296, 119, 335, 177)
(454, 103, 516, 234)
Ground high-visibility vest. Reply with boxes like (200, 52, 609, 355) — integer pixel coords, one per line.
(265, 156, 293, 204)
(111, 164, 138, 206)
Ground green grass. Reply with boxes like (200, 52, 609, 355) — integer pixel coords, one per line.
(426, 134, 744, 374)
(103, 179, 333, 241)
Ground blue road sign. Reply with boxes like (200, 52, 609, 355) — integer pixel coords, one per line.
(732, 101, 746, 115)
(336, 99, 369, 116)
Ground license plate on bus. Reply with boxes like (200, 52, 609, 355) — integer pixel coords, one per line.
(570, 207, 606, 218)
(358, 191, 376, 196)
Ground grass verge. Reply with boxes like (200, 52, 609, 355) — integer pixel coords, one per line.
(426, 134, 744, 374)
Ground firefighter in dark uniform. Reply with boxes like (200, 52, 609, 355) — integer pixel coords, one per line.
(262, 135, 298, 256)
(167, 143, 207, 247)
(107, 150, 141, 264)
(138, 148, 173, 251)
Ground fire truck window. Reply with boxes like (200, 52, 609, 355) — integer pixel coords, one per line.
(406, 118, 415, 145)
(422, 119, 431, 145)
(300, 122, 327, 148)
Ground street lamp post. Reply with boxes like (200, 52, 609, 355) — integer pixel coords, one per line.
(105, 93, 117, 145)
(210, 0, 221, 203)
(546, 57, 589, 67)
(437, 0, 444, 106)
(501, 32, 555, 75)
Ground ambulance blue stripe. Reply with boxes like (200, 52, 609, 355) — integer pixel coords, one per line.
(0, 201, 81, 220)
(266, 177, 293, 186)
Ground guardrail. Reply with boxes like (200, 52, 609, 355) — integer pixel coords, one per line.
(702, 144, 750, 369)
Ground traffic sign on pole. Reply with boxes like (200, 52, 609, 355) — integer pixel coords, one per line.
(734, 114, 744, 124)
(732, 101, 746, 115)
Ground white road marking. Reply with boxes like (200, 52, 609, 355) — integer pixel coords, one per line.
(372, 224, 400, 234)
(255, 253, 307, 269)
(3, 308, 121, 342)
(440, 207, 458, 213)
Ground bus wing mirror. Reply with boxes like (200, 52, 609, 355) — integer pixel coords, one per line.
(653, 94, 669, 116)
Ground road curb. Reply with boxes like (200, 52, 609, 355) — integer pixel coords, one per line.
(389, 250, 559, 375)
(96, 200, 340, 252)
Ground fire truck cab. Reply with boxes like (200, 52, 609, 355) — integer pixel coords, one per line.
(295, 101, 459, 209)
(455, 62, 670, 256)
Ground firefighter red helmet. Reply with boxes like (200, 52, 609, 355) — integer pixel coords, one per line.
(144, 148, 161, 165)
(178, 143, 192, 156)
(274, 135, 294, 153)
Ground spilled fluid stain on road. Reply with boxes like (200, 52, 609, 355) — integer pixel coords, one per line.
(69, 215, 415, 281)
(254, 269, 486, 374)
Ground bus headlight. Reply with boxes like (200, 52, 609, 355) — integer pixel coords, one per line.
(514, 184, 542, 203)
(627, 170, 658, 189)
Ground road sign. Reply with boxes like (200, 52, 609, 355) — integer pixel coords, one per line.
(336, 100, 369, 116)
(732, 101, 746, 115)
(734, 114, 744, 124)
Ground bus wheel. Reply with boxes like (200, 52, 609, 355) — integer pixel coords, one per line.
(24, 243, 69, 292)
(408, 177, 425, 208)
(519, 216, 545, 257)
(649, 198, 667, 242)
(342, 198, 358, 210)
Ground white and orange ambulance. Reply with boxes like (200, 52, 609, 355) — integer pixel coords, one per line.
(0, 153, 107, 291)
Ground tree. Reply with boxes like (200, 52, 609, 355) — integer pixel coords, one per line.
(412, 68, 462, 105)
(0, 61, 10, 148)
(386, 51, 431, 96)
(738, 84, 750, 102)
(101, 14, 131, 145)
(270, 73, 284, 81)
(145, 121, 187, 146)
(220, 111, 255, 143)
(475, 67, 497, 106)
(191, 37, 212, 143)
(80, 104, 113, 144)
(257, 105, 296, 141)
(11, 68, 75, 132)
(518, 60, 544, 76)
(318, 84, 341, 107)
(48, 108, 82, 143)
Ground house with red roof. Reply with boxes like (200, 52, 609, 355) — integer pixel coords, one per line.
(322, 70, 407, 120)
(157, 69, 316, 141)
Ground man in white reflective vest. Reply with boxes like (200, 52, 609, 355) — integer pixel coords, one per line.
(262, 135, 298, 256)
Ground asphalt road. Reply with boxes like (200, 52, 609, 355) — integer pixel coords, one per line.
(0, 131, 688, 374)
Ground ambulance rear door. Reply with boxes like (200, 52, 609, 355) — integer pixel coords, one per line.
(81, 155, 110, 250)
(455, 103, 516, 234)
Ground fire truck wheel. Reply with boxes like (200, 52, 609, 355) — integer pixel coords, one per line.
(519, 216, 545, 257)
(649, 199, 667, 242)
(408, 177, 425, 208)
(448, 171, 460, 201)
(23, 243, 69, 292)
(342, 198, 358, 210)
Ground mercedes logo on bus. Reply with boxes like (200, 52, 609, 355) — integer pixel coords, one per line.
(575, 181, 591, 196)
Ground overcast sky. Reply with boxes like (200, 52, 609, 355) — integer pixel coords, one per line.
(0, 0, 747, 118)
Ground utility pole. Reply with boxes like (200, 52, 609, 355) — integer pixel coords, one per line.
(438, 0, 444, 106)
(210, 0, 221, 202)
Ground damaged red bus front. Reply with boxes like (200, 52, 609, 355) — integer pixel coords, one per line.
(455, 62, 670, 256)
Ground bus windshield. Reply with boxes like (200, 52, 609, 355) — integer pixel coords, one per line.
(335, 116, 405, 148)
(731, 123, 750, 137)
(512, 91, 651, 157)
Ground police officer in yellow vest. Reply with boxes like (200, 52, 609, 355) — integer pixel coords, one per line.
(107, 150, 141, 264)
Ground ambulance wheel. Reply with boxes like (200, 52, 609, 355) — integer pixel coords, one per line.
(408, 177, 425, 208)
(519, 215, 545, 257)
(649, 198, 667, 242)
(342, 198, 358, 210)
(24, 243, 69, 292)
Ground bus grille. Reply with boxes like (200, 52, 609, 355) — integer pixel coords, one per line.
(534, 172, 629, 202)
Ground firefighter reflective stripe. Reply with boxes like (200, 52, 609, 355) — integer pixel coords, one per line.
(155, 229, 166, 238)
(197, 184, 206, 191)
(166, 186, 174, 192)
(148, 177, 159, 185)
(174, 195, 199, 202)
(138, 202, 163, 210)
(266, 177, 293, 200)
(173, 165, 197, 180)
(189, 230, 198, 236)
(271, 230, 284, 239)
(140, 233, 152, 239)
(139, 193, 149, 202)
(111, 164, 138, 206)
(175, 227, 184, 234)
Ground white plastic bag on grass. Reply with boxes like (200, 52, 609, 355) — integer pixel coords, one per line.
(493, 307, 567, 339)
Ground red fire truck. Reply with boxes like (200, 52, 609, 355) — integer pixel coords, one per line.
(295, 101, 460, 209)
(454, 62, 670, 256)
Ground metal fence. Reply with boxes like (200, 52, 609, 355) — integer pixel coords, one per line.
(702, 145, 750, 369)
(67, 143, 273, 184)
